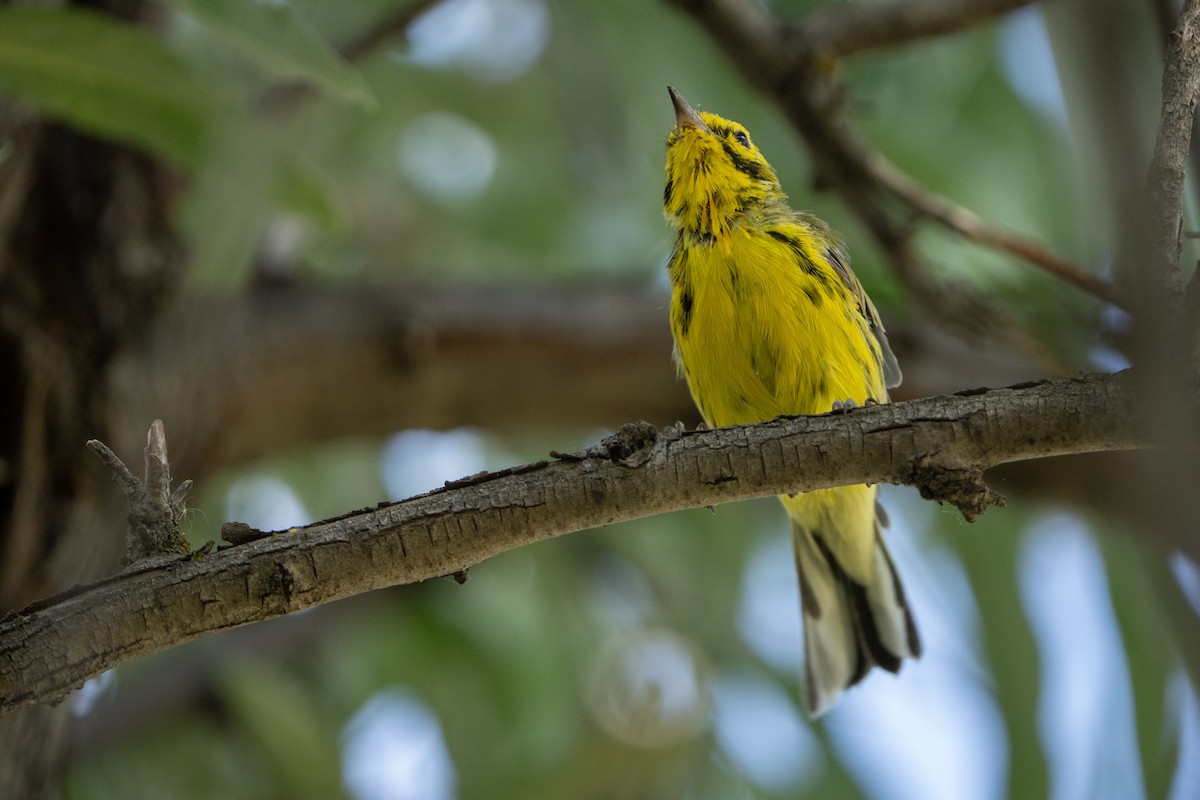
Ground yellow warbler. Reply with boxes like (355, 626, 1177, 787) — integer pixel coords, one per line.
(663, 87, 920, 716)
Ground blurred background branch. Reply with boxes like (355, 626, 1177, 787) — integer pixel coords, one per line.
(1147, 0, 1200, 300)
(798, 0, 1037, 58)
(341, 0, 445, 63)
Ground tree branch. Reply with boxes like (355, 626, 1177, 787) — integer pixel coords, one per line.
(258, 0, 442, 115)
(115, 283, 1042, 480)
(798, 0, 1036, 59)
(117, 283, 692, 474)
(1147, 0, 1200, 300)
(87, 421, 193, 563)
(0, 372, 1150, 715)
(864, 152, 1130, 310)
(339, 0, 444, 63)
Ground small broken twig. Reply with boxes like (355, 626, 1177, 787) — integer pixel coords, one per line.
(88, 420, 192, 564)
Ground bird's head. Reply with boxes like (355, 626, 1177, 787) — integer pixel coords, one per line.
(664, 86, 783, 241)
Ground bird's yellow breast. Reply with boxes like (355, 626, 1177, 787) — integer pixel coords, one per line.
(663, 86, 903, 594)
(669, 224, 885, 429)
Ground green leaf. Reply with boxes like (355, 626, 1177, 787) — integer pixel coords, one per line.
(0, 6, 340, 243)
(181, 117, 341, 287)
(1102, 539, 1178, 800)
(0, 7, 216, 165)
(954, 509, 1050, 798)
(179, 125, 274, 288)
(163, 0, 376, 108)
(219, 659, 347, 800)
(275, 152, 341, 229)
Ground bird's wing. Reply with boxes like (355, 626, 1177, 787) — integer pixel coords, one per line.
(815, 226, 902, 390)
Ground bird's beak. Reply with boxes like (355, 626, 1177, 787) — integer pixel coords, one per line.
(669, 86, 709, 133)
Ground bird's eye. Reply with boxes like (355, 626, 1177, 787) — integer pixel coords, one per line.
(733, 131, 750, 147)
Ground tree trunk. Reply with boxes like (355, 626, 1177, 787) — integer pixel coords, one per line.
(0, 113, 181, 798)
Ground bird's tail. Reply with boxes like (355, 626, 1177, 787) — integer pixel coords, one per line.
(790, 503, 921, 717)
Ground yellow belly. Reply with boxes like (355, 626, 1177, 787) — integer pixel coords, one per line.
(672, 228, 883, 426)
(669, 227, 886, 580)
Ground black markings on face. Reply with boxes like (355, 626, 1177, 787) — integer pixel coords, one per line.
(721, 141, 766, 181)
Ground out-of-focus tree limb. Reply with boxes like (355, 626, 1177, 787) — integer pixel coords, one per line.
(1147, 0, 1200, 300)
(339, 0, 444, 63)
(258, 0, 441, 115)
(865, 153, 1129, 310)
(798, 0, 1036, 58)
(113, 283, 1044, 479)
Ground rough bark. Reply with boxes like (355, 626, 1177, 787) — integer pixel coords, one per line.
(1147, 0, 1200, 298)
(0, 372, 1148, 717)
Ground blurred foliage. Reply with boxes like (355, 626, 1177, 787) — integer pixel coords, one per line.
(2, 0, 1193, 797)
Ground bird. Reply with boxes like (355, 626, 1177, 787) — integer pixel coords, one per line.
(662, 86, 920, 716)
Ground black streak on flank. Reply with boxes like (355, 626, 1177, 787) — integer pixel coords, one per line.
(767, 229, 825, 284)
(767, 229, 798, 249)
(721, 141, 766, 181)
(667, 247, 681, 283)
(664, 178, 674, 209)
(678, 289, 694, 337)
(853, 352, 874, 393)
